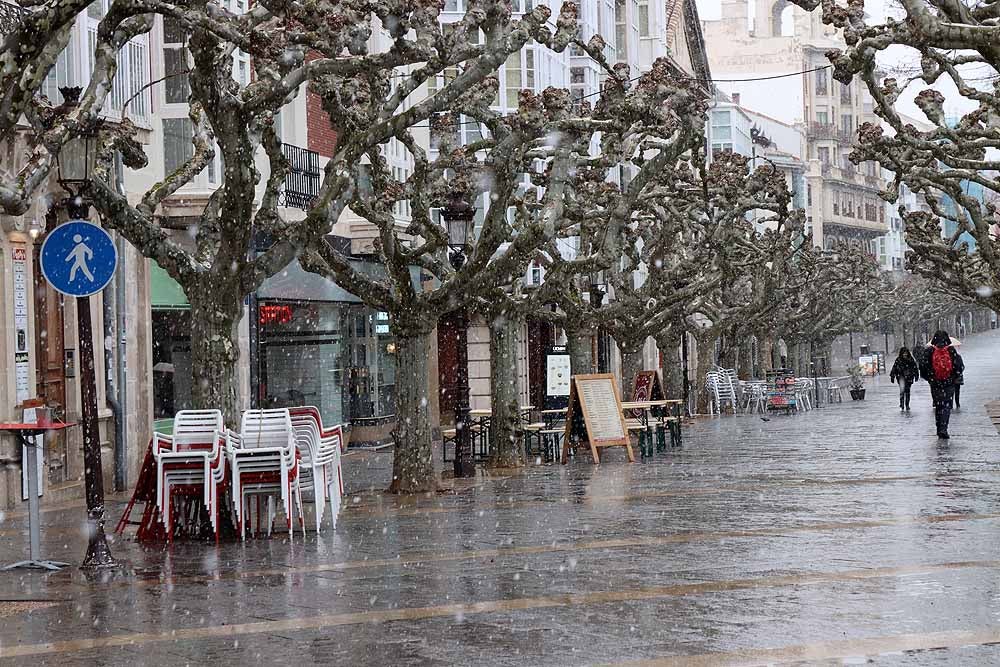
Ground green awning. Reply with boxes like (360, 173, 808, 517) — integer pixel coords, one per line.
(150, 261, 189, 309)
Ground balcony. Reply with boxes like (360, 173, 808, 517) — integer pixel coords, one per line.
(279, 143, 321, 210)
(807, 122, 854, 145)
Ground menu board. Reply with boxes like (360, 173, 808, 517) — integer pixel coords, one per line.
(562, 374, 633, 464)
(12, 245, 30, 402)
(631, 370, 664, 418)
(546, 353, 571, 396)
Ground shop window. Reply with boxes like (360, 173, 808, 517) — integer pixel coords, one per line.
(152, 309, 193, 419)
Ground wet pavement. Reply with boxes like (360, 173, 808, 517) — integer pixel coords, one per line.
(2, 332, 1000, 665)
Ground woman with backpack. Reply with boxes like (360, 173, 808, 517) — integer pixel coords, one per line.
(918, 330, 965, 439)
(889, 346, 919, 411)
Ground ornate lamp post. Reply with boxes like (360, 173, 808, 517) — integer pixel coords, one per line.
(442, 191, 476, 478)
(56, 88, 99, 220)
(55, 87, 116, 569)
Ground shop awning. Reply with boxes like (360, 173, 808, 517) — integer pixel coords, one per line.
(150, 261, 189, 309)
(258, 259, 422, 302)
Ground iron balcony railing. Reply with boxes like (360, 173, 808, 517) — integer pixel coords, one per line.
(280, 142, 321, 210)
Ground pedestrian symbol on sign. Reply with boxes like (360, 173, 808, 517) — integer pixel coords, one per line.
(40, 220, 117, 297)
(67, 234, 95, 282)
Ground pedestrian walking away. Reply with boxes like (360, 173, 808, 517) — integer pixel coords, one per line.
(889, 346, 919, 411)
(952, 349, 965, 410)
(918, 330, 964, 439)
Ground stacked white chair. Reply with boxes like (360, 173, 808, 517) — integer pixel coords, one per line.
(226, 409, 302, 540)
(152, 410, 226, 541)
(290, 406, 344, 533)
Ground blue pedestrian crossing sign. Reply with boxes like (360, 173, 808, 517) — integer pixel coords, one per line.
(40, 220, 118, 297)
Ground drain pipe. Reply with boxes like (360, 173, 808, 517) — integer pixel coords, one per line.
(104, 153, 128, 492)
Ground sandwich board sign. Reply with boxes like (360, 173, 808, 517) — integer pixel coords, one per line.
(562, 373, 633, 464)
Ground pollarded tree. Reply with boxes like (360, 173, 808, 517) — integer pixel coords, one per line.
(787, 0, 1000, 311)
(0, 0, 579, 423)
(526, 60, 712, 379)
(297, 83, 585, 491)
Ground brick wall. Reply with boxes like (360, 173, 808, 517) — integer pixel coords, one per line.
(305, 52, 337, 157)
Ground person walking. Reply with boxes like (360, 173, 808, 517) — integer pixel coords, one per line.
(952, 349, 965, 410)
(889, 346, 919, 411)
(918, 330, 964, 439)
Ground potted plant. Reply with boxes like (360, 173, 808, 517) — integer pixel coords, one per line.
(846, 364, 866, 400)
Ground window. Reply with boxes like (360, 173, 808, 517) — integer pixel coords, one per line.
(163, 118, 193, 175)
(615, 0, 627, 63)
(840, 81, 852, 104)
(505, 52, 522, 108)
(426, 66, 459, 99)
(816, 111, 828, 125)
(841, 114, 853, 136)
(818, 146, 830, 165)
(711, 111, 732, 141)
(638, 1, 649, 36)
(163, 17, 189, 104)
(807, 184, 812, 206)
(815, 68, 827, 96)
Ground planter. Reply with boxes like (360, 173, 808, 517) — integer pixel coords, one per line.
(849, 388, 866, 401)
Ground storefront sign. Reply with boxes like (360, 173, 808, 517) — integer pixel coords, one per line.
(375, 312, 389, 334)
(546, 353, 571, 396)
(259, 304, 293, 325)
(562, 373, 633, 464)
(12, 245, 30, 402)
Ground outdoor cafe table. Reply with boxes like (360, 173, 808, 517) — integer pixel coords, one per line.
(466, 406, 534, 459)
(620, 400, 683, 451)
(0, 421, 75, 570)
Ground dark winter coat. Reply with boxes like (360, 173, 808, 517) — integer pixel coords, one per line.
(889, 354, 919, 384)
(918, 344, 964, 385)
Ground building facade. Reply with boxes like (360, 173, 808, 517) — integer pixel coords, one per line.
(701, 0, 888, 253)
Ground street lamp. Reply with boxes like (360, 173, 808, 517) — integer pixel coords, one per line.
(56, 87, 100, 220)
(441, 191, 476, 478)
(55, 86, 116, 569)
(589, 270, 605, 307)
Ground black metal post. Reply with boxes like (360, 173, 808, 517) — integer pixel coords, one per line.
(77, 295, 116, 569)
(453, 308, 475, 478)
(811, 340, 819, 406)
(682, 331, 690, 416)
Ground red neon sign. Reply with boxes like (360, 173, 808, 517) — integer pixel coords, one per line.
(259, 304, 293, 325)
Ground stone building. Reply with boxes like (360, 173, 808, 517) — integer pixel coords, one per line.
(701, 0, 888, 253)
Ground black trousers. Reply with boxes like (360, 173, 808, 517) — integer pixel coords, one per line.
(898, 381, 912, 409)
(953, 384, 961, 408)
(930, 382, 954, 434)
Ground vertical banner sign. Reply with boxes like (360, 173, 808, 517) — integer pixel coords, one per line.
(546, 353, 571, 396)
(12, 245, 30, 403)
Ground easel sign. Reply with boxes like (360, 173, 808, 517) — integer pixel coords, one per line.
(562, 373, 634, 464)
(631, 370, 665, 418)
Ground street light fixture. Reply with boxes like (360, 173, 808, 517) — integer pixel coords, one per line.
(441, 190, 477, 478)
(589, 270, 605, 307)
(55, 86, 116, 569)
(56, 87, 100, 220)
(444, 191, 475, 271)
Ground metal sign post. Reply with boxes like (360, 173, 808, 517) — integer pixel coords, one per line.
(39, 220, 118, 569)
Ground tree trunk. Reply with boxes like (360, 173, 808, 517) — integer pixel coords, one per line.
(389, 330, 437, 493)
(617, 339, 644, 399)
(656, 329, 684, 399)
(188, 289, 242, 425)
(566, 326, 593, 376)
(694, 332, 718, 415)
(738, 337, 754, 379)
(488, 313, 523, 469)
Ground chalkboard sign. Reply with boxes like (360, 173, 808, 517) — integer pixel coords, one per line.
(562, 374, 633, 464)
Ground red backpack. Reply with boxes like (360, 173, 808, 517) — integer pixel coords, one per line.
(931, 346, 953, 381)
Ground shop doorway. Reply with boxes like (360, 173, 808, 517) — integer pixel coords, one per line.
(436, 311, 464, 425)
(526, 318, 553, 410)
(32, 240, 69, 485)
